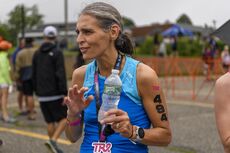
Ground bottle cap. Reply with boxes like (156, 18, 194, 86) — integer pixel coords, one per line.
(112, 69, 119, 74)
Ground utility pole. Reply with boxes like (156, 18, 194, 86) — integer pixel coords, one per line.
(21, 4, 25, 38)
(213, 20, 216, 29)
(64, 0, 68, 49)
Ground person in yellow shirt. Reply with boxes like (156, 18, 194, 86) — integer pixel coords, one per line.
(0, 39, 16, 123)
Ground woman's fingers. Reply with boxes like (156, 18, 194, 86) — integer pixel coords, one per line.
(111, 121, 132, 137)
(68, 85, 84, 101)
(100, 109, 129, 124)
(66, 85, 94, 112)
(68, 87, 74, 99)
(79, 87, 88, 98)
(119, 123, 133, 138)
(106, 109, 126, 116)
(84, 95, 94, 107)
(64, 96, 70, 105)
(65, 85, 92, 116)
(72, 84, 79, 95)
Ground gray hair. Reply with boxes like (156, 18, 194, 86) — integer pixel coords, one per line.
(79, 2, 133, 55)
(80, 2, 122, 31)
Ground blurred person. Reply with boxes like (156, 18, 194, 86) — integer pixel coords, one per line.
(32, 26, 67, 153)
(202, 45, 214, 80)
(12, 38, 25, 70)
(170, 36, 178, 57)
(221, 45, 230, 73)
(158, 40, 167, 57)
(209, 35, 217, 58)
(0, 139, 2, 146)
(0, 39, 16, 123)
(11, 38, 29, 115)
(153, 33, 160, 55)
(65, 2, 171, 153)
(15, 37, 36, 120)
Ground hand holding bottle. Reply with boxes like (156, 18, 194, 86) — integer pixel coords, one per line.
(100, 108, 133, 139)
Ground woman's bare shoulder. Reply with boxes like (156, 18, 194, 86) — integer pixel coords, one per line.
(73, 65, 87, 76)
(72, 65, 87, 87)
(216, 72, 230, 87)
(136, 63, 158, 83)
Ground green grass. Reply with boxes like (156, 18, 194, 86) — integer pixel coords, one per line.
(63, 50, 78, 56)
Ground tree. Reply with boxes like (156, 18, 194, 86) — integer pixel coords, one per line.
(122, 16, 136, 28)
(176, 14, 193, 25)
(0, 23, 11, 41)
(26, 5, 43, 29)
(7, 4, 43, 44)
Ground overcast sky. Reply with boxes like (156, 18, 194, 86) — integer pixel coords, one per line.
(0, 0, 229, 28)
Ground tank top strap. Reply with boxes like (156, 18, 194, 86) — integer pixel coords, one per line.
(83, 60, 96, 88)
(120, 56, 142, 106)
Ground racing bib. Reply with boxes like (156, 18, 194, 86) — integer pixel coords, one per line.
(92, 142, 112, 153)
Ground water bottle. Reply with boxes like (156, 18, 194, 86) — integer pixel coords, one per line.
(98, 69, 122, 122)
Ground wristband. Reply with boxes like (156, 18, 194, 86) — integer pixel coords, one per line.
(66, 114, 82, 126)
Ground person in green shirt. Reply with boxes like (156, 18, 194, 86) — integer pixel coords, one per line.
(0, 40, 16, 123)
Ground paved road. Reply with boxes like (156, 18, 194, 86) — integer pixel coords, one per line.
(0, 78, 224, 153)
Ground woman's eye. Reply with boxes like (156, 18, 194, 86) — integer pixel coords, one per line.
(83, 30, 93, 35)
(75, 30, 79, 36)
(75, 29, 93, 37)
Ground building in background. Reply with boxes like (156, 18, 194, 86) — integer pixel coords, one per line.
(18, 22, 77, 50)
(20, 22, 215, 50)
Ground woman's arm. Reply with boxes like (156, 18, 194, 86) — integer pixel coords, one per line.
(215, 74, 230, 153)
(65, 65, 94, 142)
(136, 63, 171, 146)
(65, 111, 84, 143)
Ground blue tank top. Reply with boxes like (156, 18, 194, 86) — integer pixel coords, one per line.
(81, 56, 151, 153)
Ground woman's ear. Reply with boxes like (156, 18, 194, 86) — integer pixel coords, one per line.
(110, 24, 120, 40)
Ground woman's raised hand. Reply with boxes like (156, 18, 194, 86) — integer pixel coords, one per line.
(64, 84, 94, 116)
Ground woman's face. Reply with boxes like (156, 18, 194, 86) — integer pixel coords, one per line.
(76, 14, 112, 60)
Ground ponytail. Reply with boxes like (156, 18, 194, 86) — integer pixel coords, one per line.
(115, 33, 133, 55)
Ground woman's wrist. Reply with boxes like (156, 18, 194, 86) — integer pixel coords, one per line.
(129, 125, 137, 140)
(129, 125, 137, 144)
(128, 125, 134, 139)
(67, 110, 82, 121)
(67, 110, 81, 119)
(66, 113, 82, 126)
